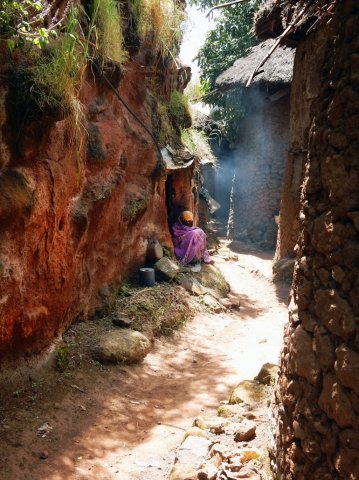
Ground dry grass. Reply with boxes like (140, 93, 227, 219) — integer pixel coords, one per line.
(129, 0, 186, 58)
(181, 128, 217, 165)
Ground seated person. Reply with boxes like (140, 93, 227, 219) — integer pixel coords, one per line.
(172, 210, 213, 266)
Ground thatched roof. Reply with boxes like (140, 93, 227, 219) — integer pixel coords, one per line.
(255, 0, 337, 41)
(216, 39, 294, 90)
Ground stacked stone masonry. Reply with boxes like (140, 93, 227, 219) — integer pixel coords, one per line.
(273, 1, 359, 478)
(232, 96, 289, 249)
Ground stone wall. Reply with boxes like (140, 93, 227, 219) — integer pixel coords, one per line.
(232, 95, 289, 249)
(273, 2, 359, 478)
(275, 24, 331, 262)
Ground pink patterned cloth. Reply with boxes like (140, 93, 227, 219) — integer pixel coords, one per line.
(172, 220, 212, 266)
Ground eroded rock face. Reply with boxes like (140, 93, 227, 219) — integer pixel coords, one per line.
(0, 56, 176, 360)
(273, 3, 359, 479)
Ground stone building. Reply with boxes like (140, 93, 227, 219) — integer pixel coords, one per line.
(255, 0, 359, 478)
(216, 40, 294, 249)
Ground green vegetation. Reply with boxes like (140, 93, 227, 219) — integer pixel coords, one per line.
(181, 128, 216, 164)
(122, 197, 147, 222)
(154, 90, 192, 146)
(118, 284, 192, 337)
(90, 0, 128, 64)
(185, 79, 207, 103)
(189, 0, 261, 142)
(3, 0, 128, 156)
(156, 100, 175, 145)
(0, 0, 53, 50)
(24, 6, 85, 115)
(169, 90, 191, 129)
(56, 344, 70, 371)
(129, 0, 186, 58)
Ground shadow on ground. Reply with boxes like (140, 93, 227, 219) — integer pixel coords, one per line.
(0, 325, 238, 480)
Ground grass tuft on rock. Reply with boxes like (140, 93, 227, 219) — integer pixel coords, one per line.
(115, 283, 193, 338)
(129, 0, 186, 58)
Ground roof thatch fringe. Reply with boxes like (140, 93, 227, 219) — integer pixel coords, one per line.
(216, 38, 294, 90)
(254, 0, 338, 40)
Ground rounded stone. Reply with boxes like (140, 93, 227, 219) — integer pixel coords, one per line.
(91, 329, 151, 364)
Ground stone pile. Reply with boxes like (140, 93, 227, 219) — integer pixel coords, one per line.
(169, 364, 278, 480)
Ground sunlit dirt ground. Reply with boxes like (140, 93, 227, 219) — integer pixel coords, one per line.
(0, 242, 289, 480)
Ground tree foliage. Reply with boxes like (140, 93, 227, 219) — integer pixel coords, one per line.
(0, 0, 55, 50)
(188, 0, 261, 142)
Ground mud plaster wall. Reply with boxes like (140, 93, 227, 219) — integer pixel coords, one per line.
(166, 164, 198, 228)
(232, 95, 289, 249)
(273, 2, 359, 478)
(275, 25, 331, 261)
(0, 60, 176, 361)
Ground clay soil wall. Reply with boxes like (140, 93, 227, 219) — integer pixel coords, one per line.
(0, 57, 177, 361)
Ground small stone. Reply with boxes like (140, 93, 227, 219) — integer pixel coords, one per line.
(230, 447, 262, 463)
(40, 450, 49, 460)
(177, 436, 212, 470)
(210, 443, 230, 461)
(111, 314, 132, 328)
(232, 465, 262, 479)
(193, 416, 231, 434)
(177, 275, 206, 295)
(229, 298, 241, 309)
(202, 294, 222, 313)
(217, 404, 245, 419)
(242, 412, 256, 420)
(254, 363, 278, 386)
(229, 381, 266, 406)
(224, 460, 242, 472)
(169, 463, 197, 480)
(220, 298, 232, 309)
(154, 258, 180, 281)
(197, 460, 218, 480)
(233, 420, 256, 442)
(182, 427, 209, 442)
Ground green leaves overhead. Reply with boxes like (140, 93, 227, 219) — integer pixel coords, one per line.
(0, 0, 52, 48)
(195, 0, 261, 95)
(189, 0, 262, 142)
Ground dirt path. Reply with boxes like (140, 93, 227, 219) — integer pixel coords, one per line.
(0, 244, 289, 480)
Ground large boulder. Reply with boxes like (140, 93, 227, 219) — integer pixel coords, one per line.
(91, 329, 151, 364)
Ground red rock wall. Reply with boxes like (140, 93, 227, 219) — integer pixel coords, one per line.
(0, 58, 175, 360)
(273, 2, 359, 478)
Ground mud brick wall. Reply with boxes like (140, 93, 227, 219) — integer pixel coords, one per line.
(273, 2, 359, 478)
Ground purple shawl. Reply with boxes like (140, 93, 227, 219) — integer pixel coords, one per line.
(172, 221, 211, 266)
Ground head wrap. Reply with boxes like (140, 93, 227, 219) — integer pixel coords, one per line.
(181, 211, 194, 222)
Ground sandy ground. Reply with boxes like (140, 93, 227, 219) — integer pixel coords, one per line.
(0, 243, 290, 480)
